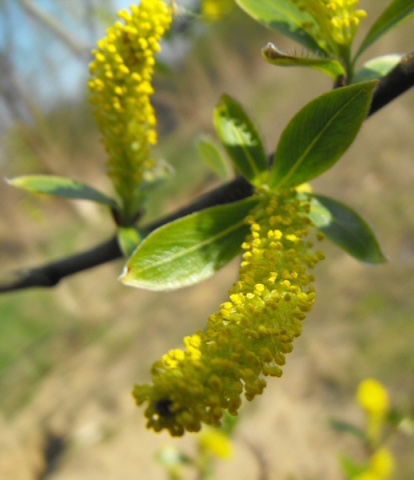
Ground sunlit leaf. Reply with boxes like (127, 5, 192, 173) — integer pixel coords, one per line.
(214, 94, 268, 186)
(270, 82, 377, 189)
(120, 197, 258, 291)
(235, 0, 325, 53)
(352, 54, 403, 83)
(197, 135, 229, 180)
(7, 175, 117, 207)
(262, 43, 345, 79)
(306, 194, 386, 264)
(357, 0, 414, 57)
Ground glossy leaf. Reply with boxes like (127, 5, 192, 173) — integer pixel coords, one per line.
(235, 0, 324, 54)
(214, 95, 268, 185)
(197, 135, 229, 180)
(352, 54, 403, 83)
(262, 43, 345, 79)
(120, 197, 258, 291)
(270, 82, 377, 189)
(8, 175, 117, 207)
(306, 194, 386, 264)
(357, 0, 414, 57)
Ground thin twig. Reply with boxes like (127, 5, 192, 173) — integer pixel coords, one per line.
(17, 0, 91, 60)
(1, 56, 414, 293)
(0, 177, 252, 292)
(369, 51, 414, 115)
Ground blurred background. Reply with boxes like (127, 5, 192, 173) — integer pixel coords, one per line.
(0, 1, 413, 478)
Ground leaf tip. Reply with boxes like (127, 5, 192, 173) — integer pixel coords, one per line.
(5, 176, 20, 187)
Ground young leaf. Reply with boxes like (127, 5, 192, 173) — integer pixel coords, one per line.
(197, 135, 229, 180)
(120, 197, 258, 291)
(356, 0, 414, 58)
(262, 43, 346, 80)
(270, 81, 377, 190)
(352, 54, 404, 83)
(235, 0, 324, 54)
(214, 94, 268, 186)
(117, 227, 143, 257)
(7, 175, 117, 207)
(306, 193, 386, 264)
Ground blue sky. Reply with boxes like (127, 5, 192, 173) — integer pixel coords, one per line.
(0, 0, 198, 132)
(0, 1, 146, 111)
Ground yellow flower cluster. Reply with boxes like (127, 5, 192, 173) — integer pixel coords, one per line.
(133, 191, 324, 435)
(88, 0, 172, 221)
(354, 448, 395, 480)
(294, 0, 367, 55)
(357, 378, 390, 446)
(199, 429, 233, 459)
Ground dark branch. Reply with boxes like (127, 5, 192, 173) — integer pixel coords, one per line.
(369, 51, 414, 115)
(0, 236, 121, 292)
(2, 53, 414, 293)
(0, 177, 252, 292)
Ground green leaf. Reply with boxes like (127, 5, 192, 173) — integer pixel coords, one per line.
(120, 197, 258, 291)
(197, 135, 229, 180)
(339, 455, 367, 478)
(262, 43, 345, 79)
(352, 54, 403, 83)
(7, 175, 117, 207)
(214, 94, 268, 186)
(327, 418, 365, 440)
(235, 0, 325, 54)
(117, 227, 143, 257)
(270, 81, 377, 189)
(357, 0, 414, 57)
(306, 193, 386, 264)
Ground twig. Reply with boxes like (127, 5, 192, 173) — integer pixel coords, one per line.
(17, 0, 91, 60)
(0, 177, 252, 292)
(369, 51, 414, 115)
(1, 55, 414, 293)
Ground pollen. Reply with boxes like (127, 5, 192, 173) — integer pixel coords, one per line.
(88, 0, 172, 220)
(294, 0, 367, 56)
(133, 190, 325, 435)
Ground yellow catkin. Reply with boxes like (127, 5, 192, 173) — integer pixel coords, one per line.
(133, 190, 324, 436)
(292, 0, 367, 56)
(88, 0, 172, 221)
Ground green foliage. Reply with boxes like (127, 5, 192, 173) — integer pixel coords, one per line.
(328, 418, 365, 440)
(235, 0, 322, 53)
(120, 197, 259, 291)
(356, 0, 414, 58)
(214, 94, 268, 186)
(146, 81, 383, 292)
(117, 227, 142, 257)
(352, 54, 404, 83)
(339, 455, 368, 478)
(306, 194, 386, 264)
(270, 82, 377, 189)
(197, 135, 229, 180)
(8, 175, 117, 207)
(237, 0, 413, 82)
(262, 42, 345, 79)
